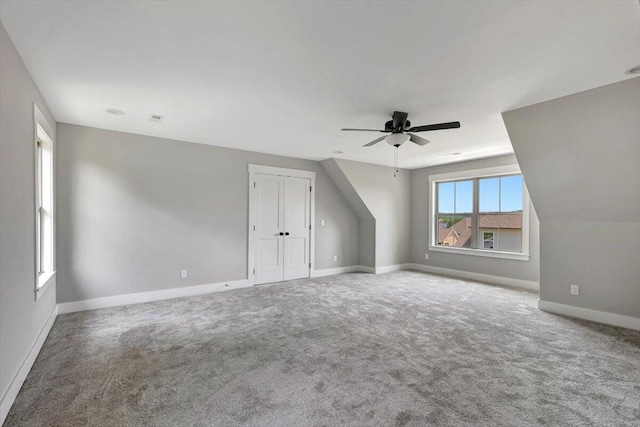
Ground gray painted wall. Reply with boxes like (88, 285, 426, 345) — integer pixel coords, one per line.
(410, 154, 540, 284)
(0, 23, 58, 406)
(320, 159, 375, 268)
(332, 159, 411, 268)
(56, 124, 359, 303)
(503, 78, 640, 318)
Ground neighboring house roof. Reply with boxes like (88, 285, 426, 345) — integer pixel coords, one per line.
(478, 213, 522, 229)
(439, 228, 452, 242)
(437, 217, 472, 247)
(452, 217, 471, 235)
(455, 229, 472, 247)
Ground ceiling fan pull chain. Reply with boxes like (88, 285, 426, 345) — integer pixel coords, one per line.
(394, 146, 398, 178)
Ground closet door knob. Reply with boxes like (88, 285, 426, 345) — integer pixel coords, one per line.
(285, 232, 290, 235)
(279, 232, 284, 236)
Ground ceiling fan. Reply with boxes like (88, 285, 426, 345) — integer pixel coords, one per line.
(341, 111, 460, 148)
(341, 111, 461, 177)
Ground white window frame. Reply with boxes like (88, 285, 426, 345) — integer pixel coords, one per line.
(34, 105, 56, 300)
(428, 164, 530, 261)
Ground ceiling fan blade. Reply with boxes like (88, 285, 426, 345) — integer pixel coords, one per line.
(408, 133, 430, 146)
(341, 128, 389, 132)
(363, 135, 387, 147)
(408, 121, 461, 132)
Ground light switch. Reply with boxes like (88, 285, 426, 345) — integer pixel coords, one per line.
(181, 270, 188, 279)
(321, 219, 325, 226)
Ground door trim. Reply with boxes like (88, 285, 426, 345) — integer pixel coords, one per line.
(248, 164, 316, 286)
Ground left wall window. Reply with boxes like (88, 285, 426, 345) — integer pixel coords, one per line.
(35, 122, 54, 298)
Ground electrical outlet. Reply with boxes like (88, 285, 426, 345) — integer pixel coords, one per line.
(181, 269, 188, 279)
(321, 219, 325, 226)
(424, 253, 429, 260)
(333, 255, 337, 262)
(570, 284, 579, 295)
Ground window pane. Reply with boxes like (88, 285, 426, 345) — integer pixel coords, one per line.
(455, 180, 473, 214)
(479, 177, 499, 213)
(437, 182, 455, 214)
(36, 143, 43, 207)
(500, 175, 523, 212)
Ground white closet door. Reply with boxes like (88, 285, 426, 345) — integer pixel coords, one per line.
(254, 174, 285, 285)
(283, 176, 311, 281)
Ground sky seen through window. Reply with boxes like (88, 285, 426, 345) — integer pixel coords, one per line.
(438, 175, 523, 214)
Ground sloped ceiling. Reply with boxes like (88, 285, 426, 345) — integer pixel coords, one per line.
(502, 78, 640, 223)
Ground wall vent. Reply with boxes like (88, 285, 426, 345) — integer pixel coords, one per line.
(149, 114, 164, 123)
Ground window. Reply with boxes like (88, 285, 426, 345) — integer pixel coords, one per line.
(429, 165, 529, 261)
(483, 232, 494, 249)
(35, 122, 55, 298)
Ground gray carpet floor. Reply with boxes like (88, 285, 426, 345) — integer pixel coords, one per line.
(5, 271, 640, 426)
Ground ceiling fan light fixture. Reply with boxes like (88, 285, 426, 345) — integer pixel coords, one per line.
(385, 133, 410, 147)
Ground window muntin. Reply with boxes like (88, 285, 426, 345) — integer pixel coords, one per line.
(435, 173, 525, 254)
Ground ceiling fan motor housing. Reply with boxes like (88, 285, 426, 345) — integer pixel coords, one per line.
(385, 119, 411, 131)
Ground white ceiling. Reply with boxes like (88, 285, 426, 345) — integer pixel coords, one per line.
(1, 1, 638, 169)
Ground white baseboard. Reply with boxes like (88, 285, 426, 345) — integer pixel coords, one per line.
(405, 263, 539, 291)
(0, 304, 58, 425)
(311, 265, 380, 276)
(374, 264, 410, 274)
(60, 265, 383, 314)
(58, 279, 250, 314)
(538, 299, 640, 331)
(358, 265, 376, 274)
(314, 263, 539, 294)
(311, 265, 364, 277)
(62, 268, 380, 314)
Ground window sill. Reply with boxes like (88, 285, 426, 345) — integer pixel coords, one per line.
(428, 246, 530, 261)
(35, 271, 56, 300)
